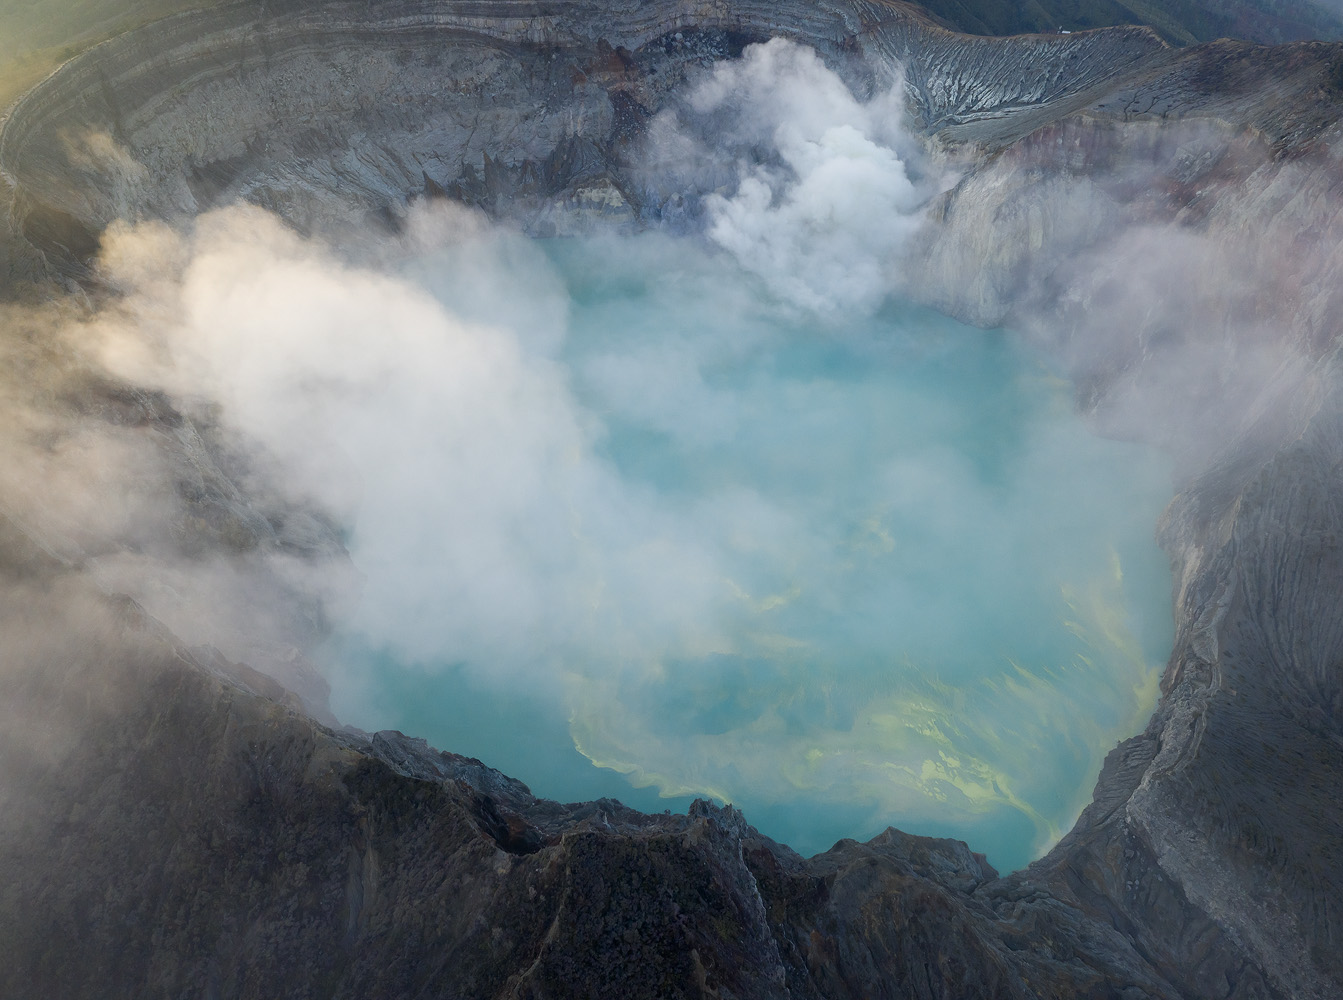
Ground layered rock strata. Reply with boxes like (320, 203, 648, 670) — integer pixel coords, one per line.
(1, 1, 1342, 998)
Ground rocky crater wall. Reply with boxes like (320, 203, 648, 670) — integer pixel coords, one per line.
(1, 2, 1342, 998)
(0, 0, 1166, 259)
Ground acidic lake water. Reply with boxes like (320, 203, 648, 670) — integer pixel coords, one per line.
(323, 230, 1173, 873)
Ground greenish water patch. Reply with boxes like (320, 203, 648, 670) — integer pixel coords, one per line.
(324, 231, 1173, 872)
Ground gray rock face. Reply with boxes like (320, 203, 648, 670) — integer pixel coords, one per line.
(906, 36, 1343, 1000)
(0, 0, 1167, 261)
(1, 2, 1342, 998)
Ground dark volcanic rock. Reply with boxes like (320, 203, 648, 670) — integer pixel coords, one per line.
(0, 580, 1182, 1000)
(1, 1, 1342, 998)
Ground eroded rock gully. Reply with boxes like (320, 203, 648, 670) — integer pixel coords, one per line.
(1, 1, 1342, 997)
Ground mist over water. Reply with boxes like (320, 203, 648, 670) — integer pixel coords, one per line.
(77, 39, 1175, 872)
(321, 229, 1173, 872)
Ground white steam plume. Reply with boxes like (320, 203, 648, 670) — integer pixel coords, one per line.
(683, 38, 931, 316)
(91, 206, 750, 690)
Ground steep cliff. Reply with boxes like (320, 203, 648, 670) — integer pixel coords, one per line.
(1, 2, 1341, 998)
(910, 0, 1343, 47)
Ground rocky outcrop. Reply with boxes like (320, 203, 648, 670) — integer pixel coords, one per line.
(0, 579, 1202, 999)
(1, 1, 1342, 998)
(905, 33, 1343, 1000)
(911, 0, 1343, 48)
(0, 0, 1167, 276)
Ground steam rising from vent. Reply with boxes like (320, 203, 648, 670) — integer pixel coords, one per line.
(687, 39, 928, 315)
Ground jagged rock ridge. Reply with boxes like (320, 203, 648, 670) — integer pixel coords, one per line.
(1, 1, 1342, 998)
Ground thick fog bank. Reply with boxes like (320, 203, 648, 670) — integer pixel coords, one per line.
(12, 195, 1168, 871)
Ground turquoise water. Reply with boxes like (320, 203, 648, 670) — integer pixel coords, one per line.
(324, 231, 1173, 873)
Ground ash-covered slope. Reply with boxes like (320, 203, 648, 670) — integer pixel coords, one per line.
(0, 0, 1166, 279)
(1, 2, 1342, 998)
